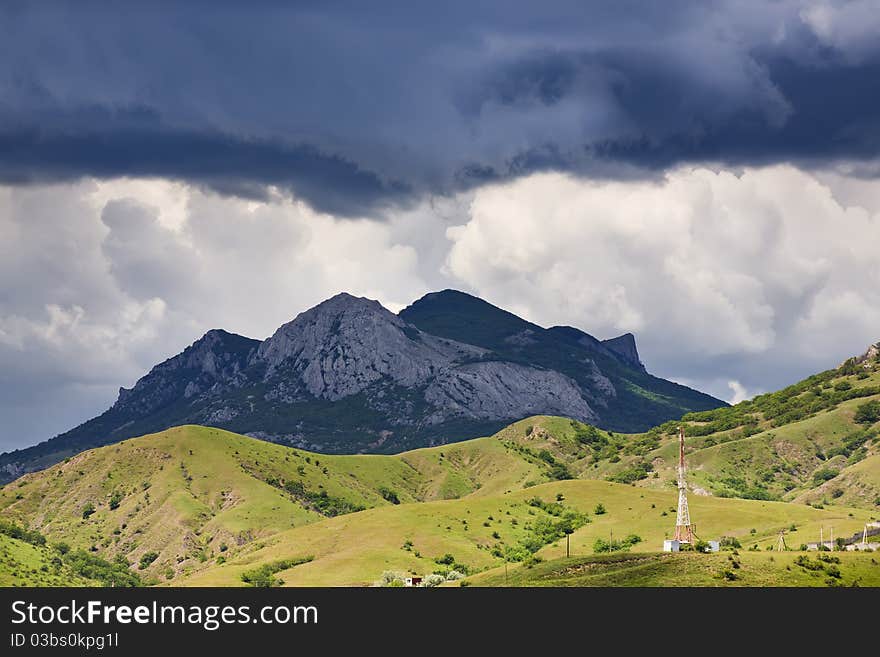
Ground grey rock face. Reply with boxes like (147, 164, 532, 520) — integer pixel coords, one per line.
(256, 293, 485, 400)
(251, 292, 598, 426)
(114, 329, 258, 416)
(424, 361, 597, 424)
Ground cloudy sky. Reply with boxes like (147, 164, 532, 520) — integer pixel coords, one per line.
(2, 1, 880, 451)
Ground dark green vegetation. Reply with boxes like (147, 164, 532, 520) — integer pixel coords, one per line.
(240, 556, 314, 587)
(0, 521, 139, 587)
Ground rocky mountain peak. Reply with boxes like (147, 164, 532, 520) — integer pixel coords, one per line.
(256, 293, 406, 369)
(601, 333, 644, 370)
(255, 293, 483, 400)
(114, 328, 258, 413)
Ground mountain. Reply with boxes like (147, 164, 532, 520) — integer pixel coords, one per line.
(0, 290, 724, 482)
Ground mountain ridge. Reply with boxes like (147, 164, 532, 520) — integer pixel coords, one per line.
(0, 289, 724, 482)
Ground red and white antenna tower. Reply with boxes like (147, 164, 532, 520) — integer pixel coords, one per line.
(673, 426, 696, 544)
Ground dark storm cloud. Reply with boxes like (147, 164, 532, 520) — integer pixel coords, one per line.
(0, 125, 411, 216)
(2, 1, 880, 214)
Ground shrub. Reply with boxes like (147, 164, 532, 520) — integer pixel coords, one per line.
(423, 574, 446, 587)
(824, 564, 841, 579)
(593, 534, 642, 553)
(607, 460, 653, 484)
(0, 520, 47, 546)
(594, 503, 606, 515)
(379, 571, 406, 587)
(108, 490, 124, 510)
(138, 552, 159, 569)
(854, 400, 880, 425)
(435, 553, 456, 566)
(81, 503, 96, 520)
(65, 551, 141, 587)
(811, 467, 838, 486)
(719, 536, 741, 549)
(378, 487, 401, 505)
(241, 556, 314, 587)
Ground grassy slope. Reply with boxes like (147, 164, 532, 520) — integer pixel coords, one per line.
(0, 535, 96, 586)
(0, 423, 562, 584)
(178, 477, 875, 586)
(595, 366, 880, 507)
(470, 551, 880, 587)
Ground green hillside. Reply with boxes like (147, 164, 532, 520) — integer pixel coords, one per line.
(469, 551, 880, 587)
(0, 534, 99, 587)
(0, 423, 567, 584)
(1, 348, 878, 588)
(177, 477, 874, 586)
(591, 359, 880, 508)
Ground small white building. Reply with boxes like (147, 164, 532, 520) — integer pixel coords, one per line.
(845, 543, 879, 552)
(663, 539, 719, 552)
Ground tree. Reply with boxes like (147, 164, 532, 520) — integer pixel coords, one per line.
(594, 503, 606, 515)
(854, 400, 880, 425)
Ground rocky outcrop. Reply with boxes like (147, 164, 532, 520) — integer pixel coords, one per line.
(601, 333, 644, 370)
(853, 341, 880, 367)
(114, 329, 259, 416)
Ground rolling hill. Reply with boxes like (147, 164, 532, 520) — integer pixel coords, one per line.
(1, 414, 877, 587)
(0, 290, 723, 483)
(591, 346, 880, 507)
